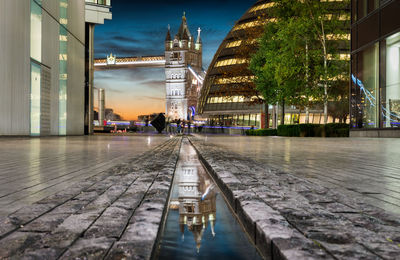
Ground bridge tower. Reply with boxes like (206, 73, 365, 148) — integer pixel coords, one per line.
(165, 13, 203, 121)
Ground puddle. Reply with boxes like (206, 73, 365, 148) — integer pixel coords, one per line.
(155, 138, 262, 260)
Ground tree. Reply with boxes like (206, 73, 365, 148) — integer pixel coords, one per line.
(250, 0, 350, 124)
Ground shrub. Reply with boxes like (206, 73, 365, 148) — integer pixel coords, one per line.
(277, 123, 349, 137)
(325, 123, 350, 137)
(298, 124, 324, 137)
(278, 125, 301, 137)
(245, 129, 277, 136)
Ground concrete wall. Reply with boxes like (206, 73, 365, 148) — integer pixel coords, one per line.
(350, 129, 400, 138)
(0, 1, 31, 135)
(68, 0, 86, 135)
(0, 0, 85, 136)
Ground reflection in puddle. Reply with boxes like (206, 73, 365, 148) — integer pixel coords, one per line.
(156, 139, 262, 260)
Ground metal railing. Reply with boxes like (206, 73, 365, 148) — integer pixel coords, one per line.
(85, 0, 111, 6)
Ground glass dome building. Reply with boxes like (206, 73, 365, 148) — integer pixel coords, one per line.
(199, 0, 350, 128)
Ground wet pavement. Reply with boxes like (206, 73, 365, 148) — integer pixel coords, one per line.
(0, 137, 180, 259)
(189, 136, 400, 259)
(193, 135, 400, 215)
(0, 135, 169, 216)
(156, 139, 262, 260)
(0, 135, 400, 259)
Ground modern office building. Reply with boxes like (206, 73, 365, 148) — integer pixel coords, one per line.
(85, 0, 112, 134)
(0, 0, 111, 136)
(199, 0, 350, 128)
(350, 0, 400, 137)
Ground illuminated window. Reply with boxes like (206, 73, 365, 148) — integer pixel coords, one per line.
(215, 76, 255, 84)
(207, 96, 246, 103)
(215, 58, 248, 67)
(327, 53, 350, 60)
(232, 19, 275, 31)
(226, 40, 242, 48)
(326, 34, 350, 41)
(249, 2, 275, 12)
(323, 14, 350, 21)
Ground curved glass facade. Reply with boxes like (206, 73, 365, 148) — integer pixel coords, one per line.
(198, 0, 273, 128)
(200, 0, 351, 128)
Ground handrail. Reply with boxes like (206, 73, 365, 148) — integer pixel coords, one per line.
(85, 0, 111, 6)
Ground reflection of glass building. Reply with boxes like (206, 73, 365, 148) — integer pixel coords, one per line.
(351, 1, 400, 137)
(178, 165, 217, 253)
(199, 0, 350, 128)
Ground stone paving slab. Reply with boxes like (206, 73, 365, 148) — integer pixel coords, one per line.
(189, 136, 400, 260)
(0, 135, 169, 217)
(0, 137, 181, 259)
(192, 136, 400, 215)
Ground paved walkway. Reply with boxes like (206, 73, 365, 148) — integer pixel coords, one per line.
(0, 135, 168, 217)
(189, 136, 400, 259)
(194, 135, 400, 215)
(0, 137, 180, 259)
(0, 135, 400, 259)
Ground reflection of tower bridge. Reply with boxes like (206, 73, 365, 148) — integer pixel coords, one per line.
(94, 13, 205, 120)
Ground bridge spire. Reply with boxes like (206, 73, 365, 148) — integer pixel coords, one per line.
(165, 24, 171, 42)
(196, 27, 202, 44)
(176, 11, 191, 40)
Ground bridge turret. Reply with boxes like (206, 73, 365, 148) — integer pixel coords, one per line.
(181, 28, 189, 49)
(165, 13, 203, 121)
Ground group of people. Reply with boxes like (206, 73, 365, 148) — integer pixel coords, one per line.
(166, 119, 203, 135)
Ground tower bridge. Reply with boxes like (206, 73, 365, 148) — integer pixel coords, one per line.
(93, 13, 205, 121)
(94, 55, 165, 69)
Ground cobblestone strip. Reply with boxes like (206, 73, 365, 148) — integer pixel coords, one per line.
(0, 137, 181, 259)
(189, 137, 400, 260)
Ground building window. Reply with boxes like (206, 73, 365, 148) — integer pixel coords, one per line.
(382, 32, 400, 128)
(357, 43, 379, 128)
(59, 0, 68, 135)
(357, 0, 379, 21)
(31, 62, 41, 135)
(30, 0, 42, 62)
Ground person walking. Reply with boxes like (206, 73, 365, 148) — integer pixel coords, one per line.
(177, 121, 182, 134)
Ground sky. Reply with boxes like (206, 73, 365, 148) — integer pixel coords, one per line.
(94, 0, 255, 120)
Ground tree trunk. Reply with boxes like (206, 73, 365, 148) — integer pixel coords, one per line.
(264, 102, 269, 129)
(272, 104, 277, 129)
(321, 20, 328, 124)
(305, 41, 310, 125)
(281, 99, 285, 125)
(305, 107, 310, 123)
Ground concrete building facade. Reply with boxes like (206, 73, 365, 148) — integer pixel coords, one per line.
(0, 0, 85, 136)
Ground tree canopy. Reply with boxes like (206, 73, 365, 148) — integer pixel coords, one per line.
(250, 0, 350, 121)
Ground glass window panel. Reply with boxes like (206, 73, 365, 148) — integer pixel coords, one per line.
(383, 32, 400, 128)
(244, 114, 250, 126)
(30, 0, 42, 62)
(59, 25, 68, 135)
(357, 43, 379, 128)
(31, 62, 41, 135)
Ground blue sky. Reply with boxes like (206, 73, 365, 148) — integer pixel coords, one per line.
(94, 0, 255, 120)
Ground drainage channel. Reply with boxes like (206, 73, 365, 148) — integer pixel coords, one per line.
(153, 138, 263, 260)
